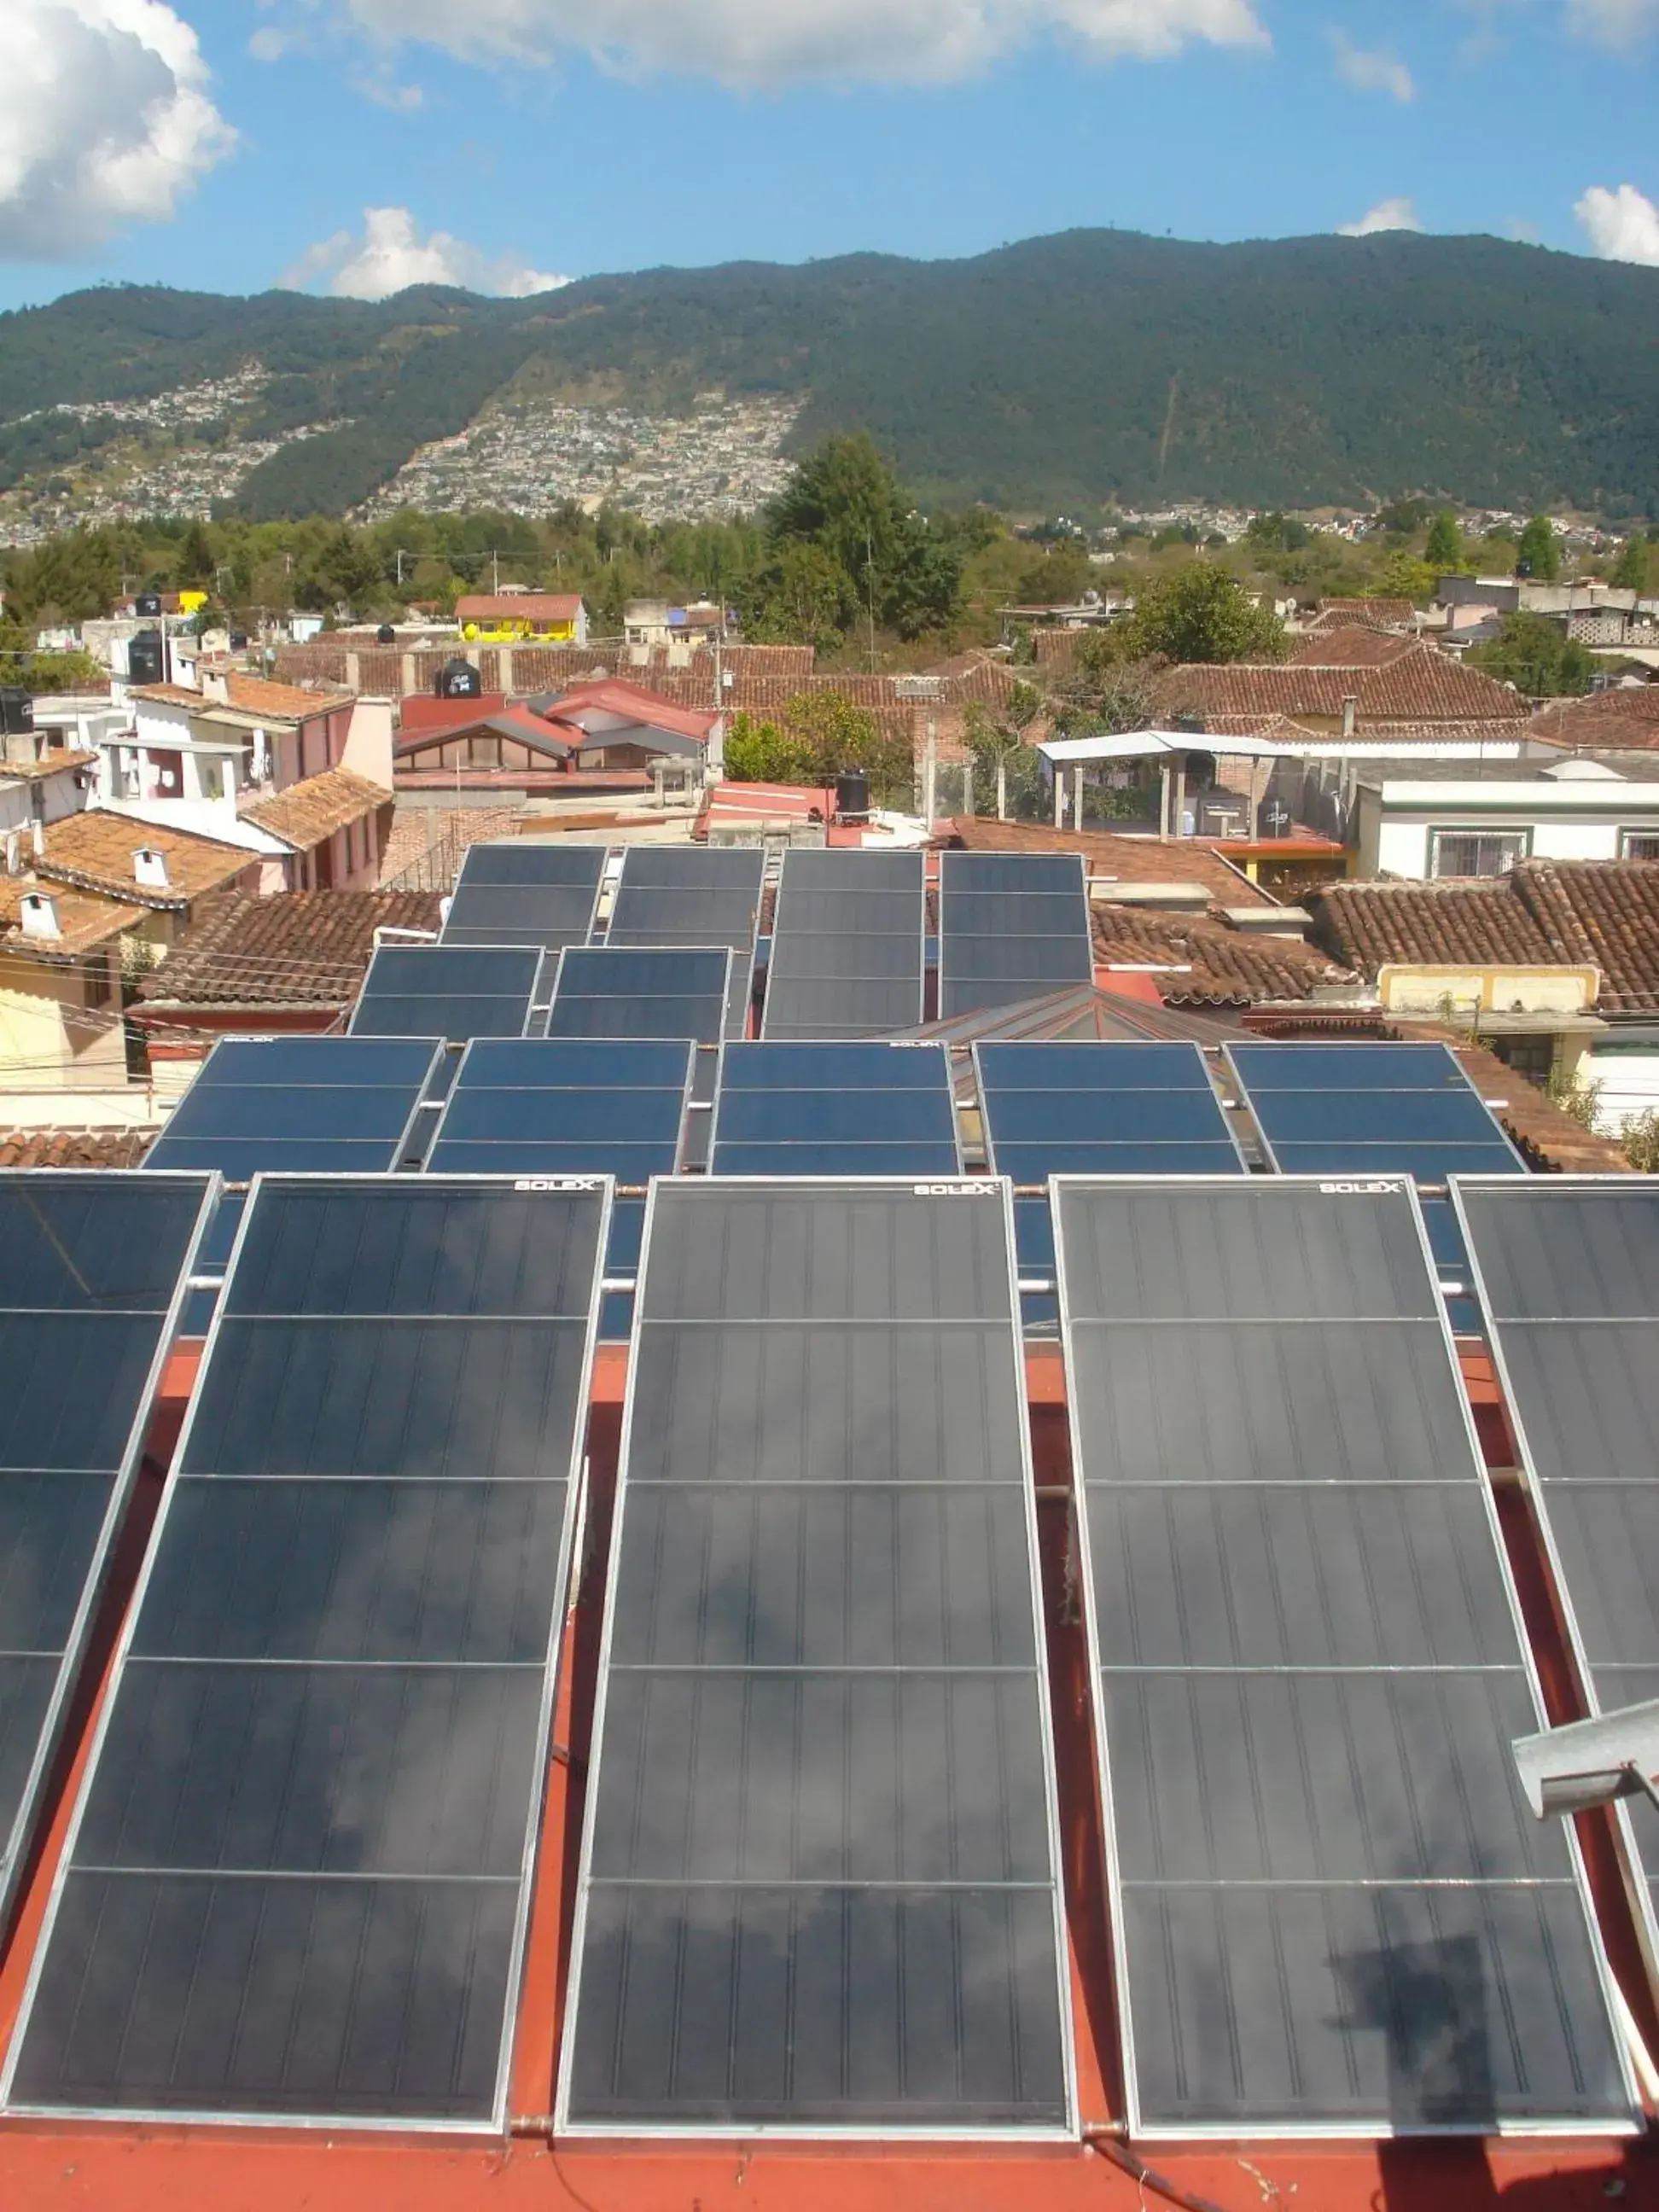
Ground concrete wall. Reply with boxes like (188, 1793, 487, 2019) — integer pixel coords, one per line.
(1375, 812, 1655, 878)
(342, 697, 394, 789)
(0, 948, 125, 1089)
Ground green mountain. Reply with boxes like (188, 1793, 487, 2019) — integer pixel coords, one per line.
(3, 230, 1657, 520)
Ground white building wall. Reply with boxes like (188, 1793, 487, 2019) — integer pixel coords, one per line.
(1529, 821, 1625, 862)
(1580, 1045, 1659, 1134)
(1376, 820, 1431, 876)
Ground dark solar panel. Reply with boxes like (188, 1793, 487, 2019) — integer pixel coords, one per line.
(1053, 1176, 1635, 2136)
(937, 853, 1093, 1021)
(0, 1172, 213, 1930)
(608, 846, 764, 1039)
(542, 945, 731, 1045)
(561, 1180, 1073, 2133)
(710, 1042, 960, 1178)
(349, 943, 545, 1040)
(427, 1038, 694, 1342)
(4, 1179, 608, 2128)
(440, 841, 604, 950)
(976, 1041, 1242, 1332)
(1457, 1179, 1659, 2001)
(760, 848, 926, 1040)
(143, 1037, 441, 1179)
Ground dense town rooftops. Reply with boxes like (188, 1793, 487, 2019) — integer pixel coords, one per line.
(134, 887, 443, 1010)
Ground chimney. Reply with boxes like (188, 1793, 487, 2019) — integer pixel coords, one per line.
(3, 830, 19, 876)
(133, 845, 171, 890)
(1342, 695, 1359, 741)
(29, 818, 43, 859)
(20, 890, 61, 939)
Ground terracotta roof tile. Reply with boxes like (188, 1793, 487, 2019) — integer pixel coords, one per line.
(136, 888, 444, 1009)
(224, 672, 353, 720)
(456, 593, 585, 624)
(242, 767, 393, 851)
(1528, 687, 1659, 751)
(1309, 859, 1659, 1014)
(1313, 597, 1417, 628)
(0, 1126, 156, 1168)
(1152, 647, 1528, 725)
(1091, 903, 1356, 1003)
(36, 813, 257, 907)
(1287, 627, 1422, 671)
(0, 876, 145, 956)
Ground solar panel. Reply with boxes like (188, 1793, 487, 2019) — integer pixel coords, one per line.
(710, 1042, 961, 1177)
(1225, 1039, 1525, 1328)
(561, 1180, 1074, 2133)
(1053, 1176, 1636, 2137)
(976, 1040, 1243, 1332)
(4, 1177, 610, 2128)
(937, 853, 1094, 1021)
(608, 846, 764, 1039)
(540, 945, 732, 1045)
(143, 1037, 442, 1178)
(349, 942, 545, 1040)
(426, 1038, 694, 1341)
(0, 1171, 214, 1931)
(440, 841, 604, 950)
(1456, 1178, 1659, 2005)
(760, 848, 926, 1040)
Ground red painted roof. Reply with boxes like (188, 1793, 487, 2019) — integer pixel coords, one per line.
(455, 593, 585, 623)
(551, 679, 719, 742)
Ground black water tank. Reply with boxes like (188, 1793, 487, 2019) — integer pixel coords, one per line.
(435, 655, 482, 699)
(835, 766, 870, 821)
(0, 687, 33, 736)
(126, 631, 165, 685)
(375, 623, 396, 644)
(134, 591, 162, 618)
(228, 630, 248, 651)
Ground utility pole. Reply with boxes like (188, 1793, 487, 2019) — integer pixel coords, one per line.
(865, 528, 877, 674)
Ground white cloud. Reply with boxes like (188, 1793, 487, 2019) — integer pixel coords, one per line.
(280, 0, 1267, 90)
(1337, 197, 1425, 237)
(1566, 0, 1659, 47)
(283, 206, 568, 299)
(1575, 182, 1659, 265)
(1, 0, 236, 257)
(1330, 29, 1414, 100)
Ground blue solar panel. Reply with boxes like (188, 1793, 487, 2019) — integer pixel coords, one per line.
(542, 946, 731, 1044)
(938, 853, 1094, 1020)
(976, 1043, 1243, 1331)
(711, 1043, 960, 1177)
(440, 841, 604, 951)
(426, 1037, 693, 1340)
(350, 943, 546, 1039)
(1229, 1041, 1474, 1091)
(144, 1037, 442, 1179)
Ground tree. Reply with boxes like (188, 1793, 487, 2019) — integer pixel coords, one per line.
(723, 691, 912, 806)
(1424, 509, 1464, 572)
(176, 520, 215, 587)
(763, 432, 963, 644)
(1374, 551, 1439, 604)
(1516, 515, 1562, 581)
(744, 541, 856, 649)
(1119, 563, 1286, 664)
(1612, 534, 1653, 593)
(1468, 611, 1594, 697)
(1049, 632, 1156, 736)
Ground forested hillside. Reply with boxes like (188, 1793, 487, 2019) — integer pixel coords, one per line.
(3, 230, 1656, 518)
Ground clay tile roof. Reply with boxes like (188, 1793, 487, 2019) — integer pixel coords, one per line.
(947, 813, 1277, 908)
(0, 1126, 157, 1168)
(128, 684, 208, 707)
(1528, 686, 1659, 751)
(0, 876, 146, 956)
(456, 594, 585, 624)
(1090, 902, 1356, 1004)
(1287, 627, 1421, 671)
(1313, 597, 1417, 628)
(0, 749, 98, 780)
(1309, 859, 1659, 1014)
(241, 767, 392, 852)
(136, 888, 443, 1009)
(35, 812, 255, 907)
(224, 672, 353, 720)
(1152, 646, 1528, 725)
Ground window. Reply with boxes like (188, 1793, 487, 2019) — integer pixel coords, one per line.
(1620, 830, 1659, 861)
(1489, 1032, 1555, 1085)
(84, 952, 113, 1010)
(1429, 828, 1531, 879)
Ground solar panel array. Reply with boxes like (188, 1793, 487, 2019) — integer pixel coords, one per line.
(5, 1179, 609, 2128)
(350, 942, 545, 1041)
(607, 846, 764, 1039)
(440, 841, 604, 951)
(976, 1040, 1243, 1330)
(0, 1172, 212, 1928)
(711, 1042, 961, 1178)
(144, 1037, 441, 1179)
(937, 853, 1094, 1021)
(761, 849, 926, 1039)
(1053, 1177, 1633, 2135)
(540, 945, 732, 1045)
(1457, 1179, 1659, 1989)
(561, 1180, 1073, 2132)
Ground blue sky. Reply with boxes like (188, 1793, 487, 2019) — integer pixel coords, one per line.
(3, 0, 1657, 312)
